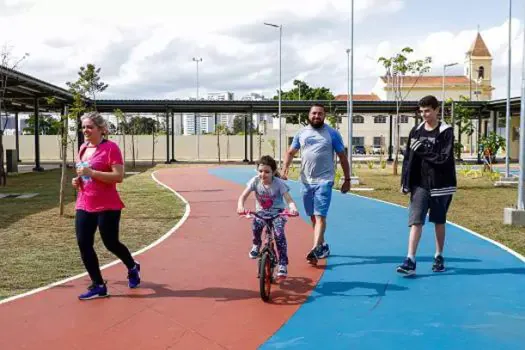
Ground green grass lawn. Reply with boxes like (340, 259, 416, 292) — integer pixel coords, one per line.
(0, 165, 185, 300)
(288, 163, 525, 257)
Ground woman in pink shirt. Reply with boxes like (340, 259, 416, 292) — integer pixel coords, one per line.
(73, 111, 140, 300)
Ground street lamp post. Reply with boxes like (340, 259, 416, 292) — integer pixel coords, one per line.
(264, 22, 282, 167)
(193, 57, 202, 160)
(518, 2, 525, 211)
(504, 3, 524, 226)
(441, 62, 458, 120)
(347, 0, 354, 173)
(505, 0, 512, 178)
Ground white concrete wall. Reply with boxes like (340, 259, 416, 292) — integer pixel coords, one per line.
(4, 114, 519, 162)
(3, 134, 284, 162)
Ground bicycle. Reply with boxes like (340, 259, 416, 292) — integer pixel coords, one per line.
(239, 209, 298, 302)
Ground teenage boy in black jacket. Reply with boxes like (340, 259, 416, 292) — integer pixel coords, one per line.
(397, 95, 457, 276)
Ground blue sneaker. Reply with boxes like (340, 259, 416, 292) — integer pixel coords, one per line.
(128, 262, 141, 288)
(78, 282, 108, 300)
(396, 257, 416, 276)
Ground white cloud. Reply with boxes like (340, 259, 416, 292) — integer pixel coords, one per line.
(7, 0, 523, 101)
(0, 0, 406, 98)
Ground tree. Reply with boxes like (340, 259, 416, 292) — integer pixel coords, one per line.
(257, 119, 265, 158)
(268, 139, 276, 158)
(0, 45, 29, 186)
(216, 124, 227, 163)
(233, 115, 251, 135)
(128, 115, 141, 168)
(444, 96, 475, 160)
(58, 101, 68, 216)
(23, 114, 62, 135)
(66, 64, 108, 146)
(59, 91, 87, 216)
(378, 47, 432, 175)
(152, 114, 161, 165)
(479, 131, 506, 169)
(66, 64, 108, 110)
(67, 91, 86, 160)
(273, 80, 335, 125)
(120, 116, 157, 135)
(327, 113, 342, 129)
(59, 64, 107, 215)
(114, 109, 127, 164)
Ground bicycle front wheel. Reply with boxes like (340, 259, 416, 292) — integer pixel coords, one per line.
(259, 252, 272, 302)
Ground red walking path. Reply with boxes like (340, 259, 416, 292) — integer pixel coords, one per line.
(0, 166, 323, 349)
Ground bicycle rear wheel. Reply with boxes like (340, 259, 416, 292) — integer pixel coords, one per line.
(259, 252, 272, 302)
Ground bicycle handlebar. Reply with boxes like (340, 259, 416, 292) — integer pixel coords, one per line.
(238, 209, 299, 220)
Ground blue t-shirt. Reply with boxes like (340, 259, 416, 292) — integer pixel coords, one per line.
(247, 176, 290, 213)
(291, 124, 345, 184)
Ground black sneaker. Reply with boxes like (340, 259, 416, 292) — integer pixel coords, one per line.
(306, 248, 319, 265)
(396, 257, 416, 276)
(432, 255, 445, 272)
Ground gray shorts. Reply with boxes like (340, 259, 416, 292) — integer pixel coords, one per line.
(408, 186, 452, 226)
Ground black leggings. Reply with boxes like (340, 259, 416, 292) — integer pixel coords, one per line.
(75, 210, 135, 285)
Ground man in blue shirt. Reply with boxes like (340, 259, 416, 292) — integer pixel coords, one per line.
(281, 103, 351, 263)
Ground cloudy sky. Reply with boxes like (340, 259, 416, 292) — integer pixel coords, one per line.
(1, 0, 524, 100)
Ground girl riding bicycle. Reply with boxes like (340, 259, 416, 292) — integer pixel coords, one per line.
(237, 155, 298, 278)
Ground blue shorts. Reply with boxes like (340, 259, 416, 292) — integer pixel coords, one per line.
(301, 181, 334, 217)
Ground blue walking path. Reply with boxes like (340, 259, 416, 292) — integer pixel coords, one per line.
(210, 167, 525, 350)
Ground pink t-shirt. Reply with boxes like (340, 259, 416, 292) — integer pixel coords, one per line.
(75, 140, 125, 212)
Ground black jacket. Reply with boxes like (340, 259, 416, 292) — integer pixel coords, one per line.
(401, 121, 457, 197)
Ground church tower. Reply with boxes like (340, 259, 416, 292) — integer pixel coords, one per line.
(464, 31, 493, 100)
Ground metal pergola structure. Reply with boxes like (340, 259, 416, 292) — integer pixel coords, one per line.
(0, 65, 75, 171)
(92, 99, 493, 164)
(1, 65, 521, 169)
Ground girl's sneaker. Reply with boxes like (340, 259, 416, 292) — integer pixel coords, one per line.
(249, 244, 260, 259)
(78, 282, 108, 300)
(277, 265, 288, 278)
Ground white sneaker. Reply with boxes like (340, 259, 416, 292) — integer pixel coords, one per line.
(277, 264, 288, 278)
(249, 244, 260, 259)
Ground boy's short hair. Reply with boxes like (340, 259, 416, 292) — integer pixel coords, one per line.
(418, 95, 439, 110)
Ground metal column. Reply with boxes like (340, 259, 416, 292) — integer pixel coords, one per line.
(33, 98, 44, 171)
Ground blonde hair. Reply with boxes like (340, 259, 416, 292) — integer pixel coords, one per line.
(81, 111, 108, 136)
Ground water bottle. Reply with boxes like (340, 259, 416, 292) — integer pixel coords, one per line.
(76, 161, 91, 182)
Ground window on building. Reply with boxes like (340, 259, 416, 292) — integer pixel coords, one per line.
(399, 115, 409, 123)
(478, 66, 485, 79)
(374, 115, 387, 123)
(352, 115, 364, 123)
(352, 137, 364, 146)
(497, 117, 506, 128)
(373, 136, 384, 146)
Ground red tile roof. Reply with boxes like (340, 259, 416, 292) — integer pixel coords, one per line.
(380, 75, 472, 87)
(334, 93, 381, 101)
(467, 33, 492, 57)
